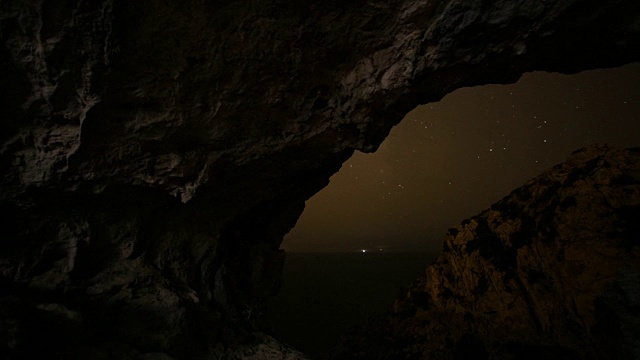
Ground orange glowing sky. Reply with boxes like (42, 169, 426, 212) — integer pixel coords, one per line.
(284, 63, 640, 252)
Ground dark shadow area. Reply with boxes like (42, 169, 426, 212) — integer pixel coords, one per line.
(259, 251, 439, 358)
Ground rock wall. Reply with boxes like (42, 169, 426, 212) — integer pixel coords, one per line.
(346, 145, 639, 360)
(1, 0, 640, 359)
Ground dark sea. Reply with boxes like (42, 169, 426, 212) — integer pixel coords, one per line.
(259, 251, 440, 358)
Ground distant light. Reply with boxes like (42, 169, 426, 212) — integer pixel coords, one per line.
(362, 249, 366, 253)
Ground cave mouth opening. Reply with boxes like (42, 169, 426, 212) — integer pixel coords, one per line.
(257, 63, 640, 358)
(283, 62, 640, 254)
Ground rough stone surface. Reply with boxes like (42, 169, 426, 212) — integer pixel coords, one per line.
(339, 145, 640, 360)
(1, 0, 640, 359)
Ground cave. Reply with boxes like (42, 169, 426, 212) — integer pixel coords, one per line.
(1, 1, 640, 359)
(266, 64, 640, 358)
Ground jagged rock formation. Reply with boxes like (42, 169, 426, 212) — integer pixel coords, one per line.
(345, 145, 639, 360)
(1, 0, 640, 359)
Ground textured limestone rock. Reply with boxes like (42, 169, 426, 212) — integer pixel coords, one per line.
(1, 0, 640, 358)
(363, 145, 640, 360)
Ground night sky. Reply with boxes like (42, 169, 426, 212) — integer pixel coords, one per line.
(283, 63, 640, 253)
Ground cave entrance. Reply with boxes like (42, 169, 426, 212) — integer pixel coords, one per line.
(264, 63, 640, 358)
